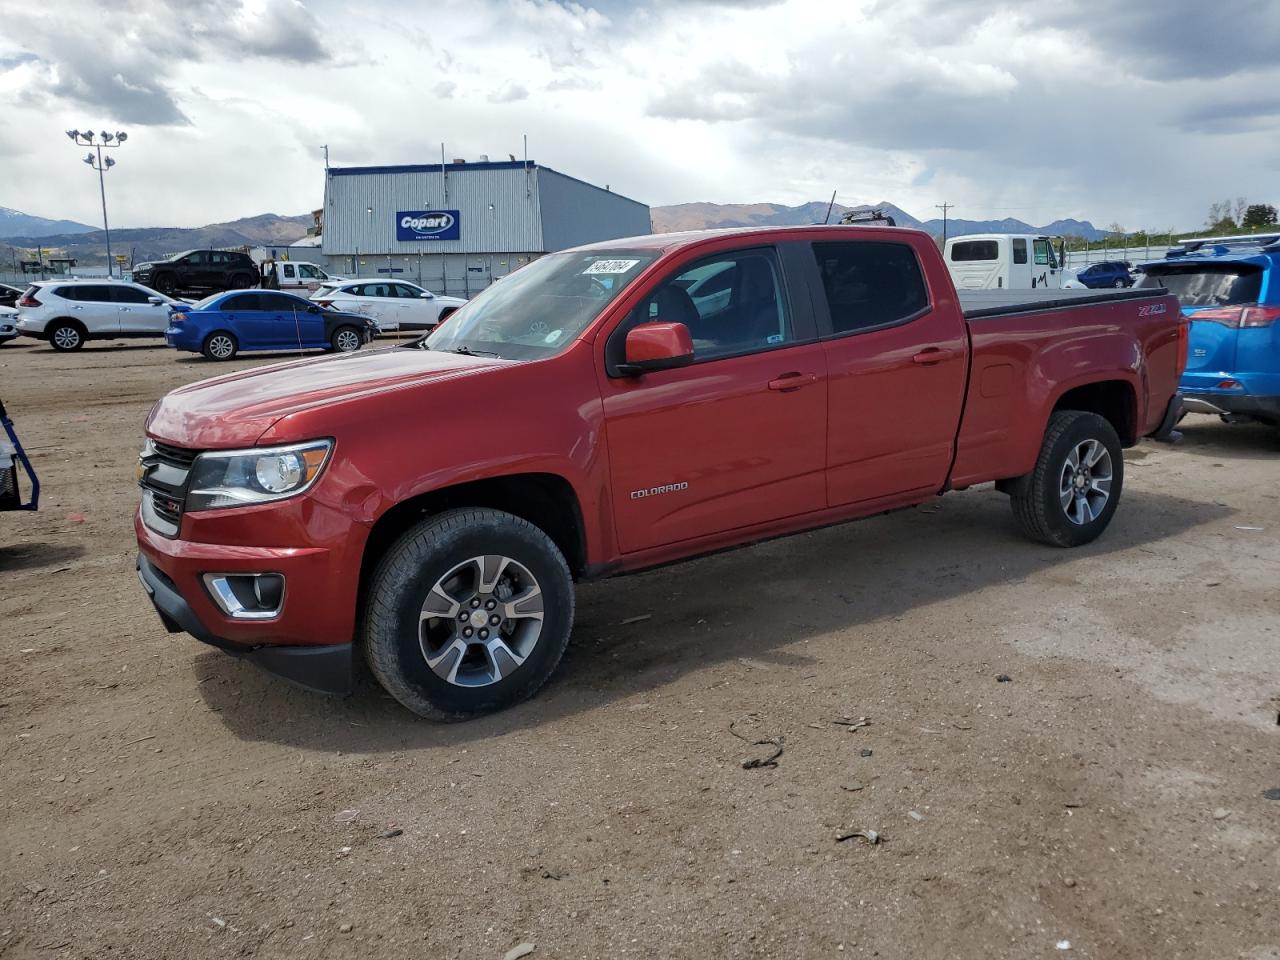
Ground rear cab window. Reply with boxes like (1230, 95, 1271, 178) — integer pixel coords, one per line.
(812, 241, 930, 335)
(951, 240, 999, 262)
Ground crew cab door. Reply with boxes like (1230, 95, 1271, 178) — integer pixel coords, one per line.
(805, 238, 968, 506)
(599, 244, 827, 554)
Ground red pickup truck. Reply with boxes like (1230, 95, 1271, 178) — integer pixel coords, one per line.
(136, 226, 1186, 719)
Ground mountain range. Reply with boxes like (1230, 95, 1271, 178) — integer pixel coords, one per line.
(1, 212, 313, 265)
(649, 201, 1107, 241)
(0, 206, 97, 239)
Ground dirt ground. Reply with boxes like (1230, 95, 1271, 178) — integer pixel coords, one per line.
(1, 336, 1278, 960)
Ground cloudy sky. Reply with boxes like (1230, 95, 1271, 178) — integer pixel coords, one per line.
(1, 0, 1277, 231)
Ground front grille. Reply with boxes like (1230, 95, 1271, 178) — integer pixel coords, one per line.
(154, 441, 197, 468)
(139, 441, 200, 537)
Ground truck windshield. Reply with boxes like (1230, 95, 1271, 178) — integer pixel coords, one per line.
(1135, 264, 1262, 307)
(424, 250, 658, 360)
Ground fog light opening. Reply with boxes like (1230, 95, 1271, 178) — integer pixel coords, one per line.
(203, 573, 285, 620)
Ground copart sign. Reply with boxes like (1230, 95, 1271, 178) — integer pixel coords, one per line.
(396, 210, 461, 242)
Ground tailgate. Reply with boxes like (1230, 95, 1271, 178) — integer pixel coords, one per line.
(1183, 307, 1238, 376)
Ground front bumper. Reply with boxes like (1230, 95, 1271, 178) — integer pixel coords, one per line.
(137, 554, 351, 692)
(0, 324, 16, 343)
(135, 504, 366, 693)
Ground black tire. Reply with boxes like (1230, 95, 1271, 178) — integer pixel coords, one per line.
(363, 508, 574, 721)
(1113, 279, 1126, 288)
(1011, 410, 1124, 547)
(437, 307, 457, 323)
(153, 273, 176, 295)
(201, 331, 238, 361)
(230, 272, 256, 290)
(331, 325, 362, 352)
(48, 320, 85, 352)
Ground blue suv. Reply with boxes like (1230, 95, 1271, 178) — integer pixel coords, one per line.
(1070, 260, 1133, 289)
(166, 290, 378, 361)
(1136, 237, 1280, 426)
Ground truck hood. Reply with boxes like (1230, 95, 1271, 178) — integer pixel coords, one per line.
(147, 345, 510, 448)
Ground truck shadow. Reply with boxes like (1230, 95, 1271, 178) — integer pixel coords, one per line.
(197, 487, 1230, 750)
(0, 542, 86, 572)
(1171, 414, 1279, 460)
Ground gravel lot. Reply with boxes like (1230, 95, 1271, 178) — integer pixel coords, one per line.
(2, 337, 1278, 960)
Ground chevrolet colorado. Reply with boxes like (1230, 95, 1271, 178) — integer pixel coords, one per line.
(135, 226, 1186, 719)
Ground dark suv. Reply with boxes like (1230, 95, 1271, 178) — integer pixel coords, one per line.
(132, 250, 258, 296)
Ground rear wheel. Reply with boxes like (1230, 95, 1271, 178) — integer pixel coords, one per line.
(363, 508, 574, 720)
(230, 272, 255, 290)
(331, 325, 362, 352)
(201, 331, 238, 361)
(1011, 410, 1124, 547)
(1113, 278, 1126, 288)
(153, 273, 176, 295)
(49, 320, 85, 352)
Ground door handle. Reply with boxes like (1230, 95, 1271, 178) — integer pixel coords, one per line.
(911, 348, 956, 365)
(768, 372, 819, 391)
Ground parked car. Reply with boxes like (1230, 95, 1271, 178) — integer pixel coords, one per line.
(310, 279, 466, 332)
(1063, 261, 1133, 289)
(135, 225, 1185, 720)
(0, 282, 24, 309)
(259, 260, 344, 293)
(14, 279, 181, 351)
(0, 307, 17, 346)
(164, 289, 378, 361)
(132, 250, 258, 296)
(1136, 238, 1280, 426)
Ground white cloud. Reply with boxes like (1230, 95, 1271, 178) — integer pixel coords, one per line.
(0, 0, 1276, 231)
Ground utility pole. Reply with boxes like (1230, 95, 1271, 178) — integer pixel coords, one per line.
(66, 129, 128, 278)
(935, 202, 953, 244)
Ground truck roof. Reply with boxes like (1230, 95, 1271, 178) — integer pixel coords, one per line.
(569, 224, 937, 254)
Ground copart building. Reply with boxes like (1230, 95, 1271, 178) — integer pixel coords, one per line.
(311, 159, 651, 296)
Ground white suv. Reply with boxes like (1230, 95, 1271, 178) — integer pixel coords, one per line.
(15, 280, 181, 351)
(310, 279, 466, 332)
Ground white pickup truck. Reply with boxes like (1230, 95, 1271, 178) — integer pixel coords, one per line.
(259, 261, 344, 293)
(944, 234, 1064, 290)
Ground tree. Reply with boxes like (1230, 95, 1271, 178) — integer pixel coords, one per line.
(1206, 199, 1235, 231)
(1242, 203, 1278, 228)
(1233, 196, 1249, 225)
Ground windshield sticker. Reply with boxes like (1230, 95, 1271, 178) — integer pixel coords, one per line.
(544, 330, 562, 344)
(583, 259, 640, 275)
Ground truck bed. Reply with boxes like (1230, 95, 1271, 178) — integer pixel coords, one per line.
(960, 287, 1164, 319)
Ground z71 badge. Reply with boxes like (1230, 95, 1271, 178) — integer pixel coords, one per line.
(630, 482, 688, 500)
(1137, 303, 1167, 317)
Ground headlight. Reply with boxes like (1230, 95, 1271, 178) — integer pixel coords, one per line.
(186, 440, 332, 511)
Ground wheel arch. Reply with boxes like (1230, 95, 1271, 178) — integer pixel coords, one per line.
(358, 472, 589, 605)
(1050, 379, 1138, 446)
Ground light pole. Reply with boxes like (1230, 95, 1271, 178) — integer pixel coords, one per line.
(66, 128, 127, 278)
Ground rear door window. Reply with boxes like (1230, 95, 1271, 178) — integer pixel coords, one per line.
(1137, 265, 1263, 307)
(812, 241, 930, 335)
(71, 285, 115, 303)
(950, 240, 999, 262)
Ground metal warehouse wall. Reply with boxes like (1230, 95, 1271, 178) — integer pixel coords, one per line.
(322, 163, 543, 256)
(536, 168, 652, 251)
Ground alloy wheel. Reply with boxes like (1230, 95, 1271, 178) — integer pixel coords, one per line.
(1059, 438, 1113, 525)
(53, 326, 81, 349)
(419, 555, 545, 687)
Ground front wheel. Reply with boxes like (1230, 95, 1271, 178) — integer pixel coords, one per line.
(201, 331, 238, 361)
(1113, 279, 1126, 288)
(363, 508, 574, 720)
(153, 273, 176, 295)
(1010, 410, 1124, 547)
(331, 325, 363, 352)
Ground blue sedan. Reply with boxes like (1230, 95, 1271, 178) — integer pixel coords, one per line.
(165, 290, 378, 361)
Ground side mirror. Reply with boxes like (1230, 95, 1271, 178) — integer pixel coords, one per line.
(147, 296, 164, 305)
(619, 321, 695, 375)
(307, 304, 320, 313)
(420, 291, 433, 299)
